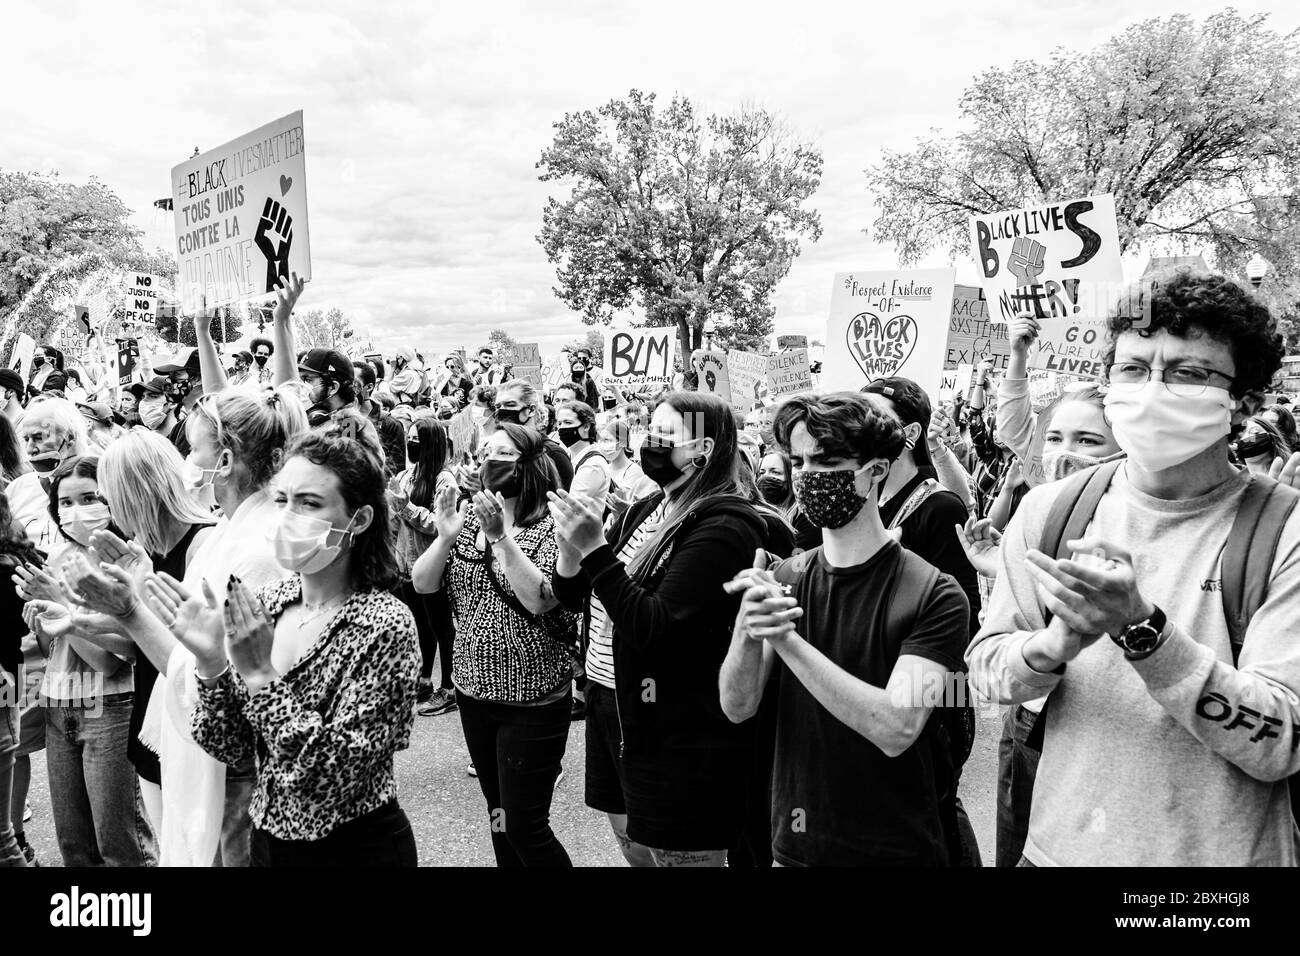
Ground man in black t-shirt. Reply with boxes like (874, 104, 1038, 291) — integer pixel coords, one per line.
(720, 392, 969, 866)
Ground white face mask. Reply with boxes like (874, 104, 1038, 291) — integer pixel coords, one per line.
(1041, 448, 1125, 484)
(1103, 382, 1237, 473)
(62, 503, 111, 547)
(597, 440, 620, 460)
(270, 509, 356, 575)
(139, 398, 168, 429)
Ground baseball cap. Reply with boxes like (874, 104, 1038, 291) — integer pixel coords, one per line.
(77, 401, 113, 425)
(860, 376, 933, 430)
(298, 348, 355, 384)
(142, 375, 169, 395)
(155, 348, 201, 374)
(0, 369, 22, 394)
(235, 350, 254, 365)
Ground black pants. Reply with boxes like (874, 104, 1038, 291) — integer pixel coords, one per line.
(250, 802, 417, 867)
(398, 581, 454, 688)
(457, 690, 572, 867)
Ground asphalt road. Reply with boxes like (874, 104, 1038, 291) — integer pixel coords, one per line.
(21, 702, 1002, 867)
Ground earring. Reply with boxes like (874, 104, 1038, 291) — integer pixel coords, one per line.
(691, 454, 708, 469)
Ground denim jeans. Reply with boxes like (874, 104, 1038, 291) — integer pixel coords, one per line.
(457, 690, 572, 867)
(996, 704, 1042, 868)
(45, 694, 158, 866)
(216, 757, 257, 867)
(0, 674, 25, 867)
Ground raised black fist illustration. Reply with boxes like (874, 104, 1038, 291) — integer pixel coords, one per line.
(254, 197, 294, 294)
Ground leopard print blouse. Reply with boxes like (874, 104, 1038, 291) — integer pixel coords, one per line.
(191, 578, 420, 842)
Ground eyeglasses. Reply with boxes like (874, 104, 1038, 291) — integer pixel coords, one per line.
(1106, 362, 1236, 398)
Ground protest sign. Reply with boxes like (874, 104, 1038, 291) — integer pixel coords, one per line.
(170, 110, 312, 312)
(7, 334, 35, 383)
(945, 285, 1011, 371)
(938, 363, 975, 404)
(117, 339, 139, 386)
(1022, 396, 1058, 489)
(121, 274, 162, 325)
(1028, 370, 1065, 410)
(768, 348, 812, 399)
(509, 342, 541, 368)
(604, 327, 676, 389)
(776, 334, 808, 350)
(969, 193, 1122, 380)
(691, 350, 731, 404)
(726, 350, 771, 413)
(445, 406, 477, 459)
(540, 356, 570, 393)
(73, 304, 91, 334)
(825, 269, 955, 400)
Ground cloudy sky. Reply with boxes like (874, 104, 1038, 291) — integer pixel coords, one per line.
(6, 0, 1295, 358)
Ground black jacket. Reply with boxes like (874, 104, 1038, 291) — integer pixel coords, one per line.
(553, 492, 766, 753)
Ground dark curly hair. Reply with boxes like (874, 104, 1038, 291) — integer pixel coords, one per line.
(250, 337, 274, 357)
(1104, 270, 1284, 398)
(774, 392, 907, 464)
(281, 430, 398, 592)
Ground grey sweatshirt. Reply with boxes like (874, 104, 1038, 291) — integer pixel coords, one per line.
(967, 464, 1300, 866)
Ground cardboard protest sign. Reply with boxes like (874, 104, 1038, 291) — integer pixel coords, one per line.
(691, 350, 731, 404)
(121, 274, 162, 325)
(604, 327, 676, 390)
(171, 111, 312, 312)
(540, 356, 570, 393)
(938, 363, 975, 404)
(969, 194, 1122, 379)
(509, 342, 541, 368)
(117, 339, 139, 386)
(1021, 396, 1058, 489)
(946, 285, 1011, 371)
(768, 348, 812, 399)
(726, 350, 771, 413)
(825, 270, 955, 400)
(776, 334, 808, 350)
(7, 334, 35, 383)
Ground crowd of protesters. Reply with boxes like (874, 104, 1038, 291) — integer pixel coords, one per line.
(2, 267, 1300, 867)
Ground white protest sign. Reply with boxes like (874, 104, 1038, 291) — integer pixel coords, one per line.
(726, 350, 771, 413)
(122, 273, 162, 325)
(604, 327, 676, 389)
(1028, 369, 1065, 410)
(768, 348, 812, 399)
(969, 193, 1121, 379)
(938, 363, 975, 404)
(8, 334, 35, 383)
(825, 269, 955, 401)
(691, 350, 731, 404)
(171, 110, 312, 312)
(445, 406, 477, 460)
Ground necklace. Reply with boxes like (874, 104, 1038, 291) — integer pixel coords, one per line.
(296, 591, 351, 631)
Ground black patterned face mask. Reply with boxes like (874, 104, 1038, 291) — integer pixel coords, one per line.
(792, 467, 871, 530)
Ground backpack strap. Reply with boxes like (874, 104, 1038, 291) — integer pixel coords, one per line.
(1221, 474, 1300, 665)
(887, 478, 941, 531)
(885, 549, 941, 646)
(1038, 459, 1123, 560)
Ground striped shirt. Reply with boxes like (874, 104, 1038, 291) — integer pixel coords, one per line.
(585, 500, 667, 689)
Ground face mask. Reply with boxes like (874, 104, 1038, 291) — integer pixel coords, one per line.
(1233, 435, 1273, 462)
(757, 475, 790, 504)
(639, 436, 695, 488)
(33, 356, 45, 369)
(1040, 448, 1124, 484)
(139, 398, 168, 429)
(571, 361, 587, 375)
(406, 441, 421, 463)
(170, 379, 192, 400)
(558, 426, 584, 448)
(254, 354, 268, 367)
(495, 407, 528, 426)
(597, 441, 620, 460)
(480, 459, 521, 498)
(603, 397, 618, 411)
(1103, 383, 1236, 473)
(793, 465, 875, 530)
(62, 502, 111, 546)
(470, 406, 488, 426)
(438, 411, 454, 421)
(271, 509, 356, 575)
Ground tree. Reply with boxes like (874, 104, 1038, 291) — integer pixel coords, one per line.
(562, 329, 605, 365)
(154, 304, 242, 347)
(538, 90, 823, 373)
(865, 11, 1300, 278)
(294, 307, 353, 350)
(486, 328, 518, 361)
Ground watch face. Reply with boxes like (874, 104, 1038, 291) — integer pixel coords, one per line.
(1118, 623, 1160, 654)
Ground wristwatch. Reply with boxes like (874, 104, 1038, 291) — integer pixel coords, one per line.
(1111, 605, 1168, 660)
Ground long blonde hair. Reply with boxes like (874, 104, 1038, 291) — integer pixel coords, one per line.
(99, 430, 213, 555)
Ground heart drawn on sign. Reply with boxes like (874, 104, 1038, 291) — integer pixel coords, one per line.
(846, 311, 918, 380)
(280, 175, 293, 196)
